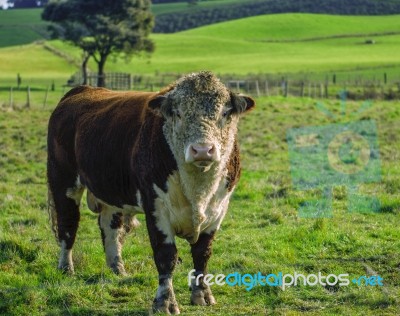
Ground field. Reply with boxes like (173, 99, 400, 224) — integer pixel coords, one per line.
(0, 97, 399, 315)
(0, 1, 245, 48)
(1, 13, 400, 93)
(0, 6, 400, 315)
(0, 8, 49, 48)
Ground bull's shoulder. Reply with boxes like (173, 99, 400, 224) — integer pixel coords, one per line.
(225, 139, 241, 191)
(59, 85, 98, 103)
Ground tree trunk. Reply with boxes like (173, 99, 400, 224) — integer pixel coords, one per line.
(97, 55, 107, 87)
(82, 53, 90, 85)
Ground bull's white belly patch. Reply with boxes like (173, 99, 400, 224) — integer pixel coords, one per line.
(153, 171, 231, 244)
(85, 190, 144, 215)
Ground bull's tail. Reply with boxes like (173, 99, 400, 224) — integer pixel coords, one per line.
(47, 186, 59, 243)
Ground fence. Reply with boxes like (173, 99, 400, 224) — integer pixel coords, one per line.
(128, 73, 400, 100)
(2, 73, 400, 110)
(67, 72, 133, 90)
(224, 75, 400, 100)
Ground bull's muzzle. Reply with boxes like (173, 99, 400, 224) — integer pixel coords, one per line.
(185, 143, 219, 169)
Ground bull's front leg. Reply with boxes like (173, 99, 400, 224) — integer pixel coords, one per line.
(146, 214, 180, 314)
(190, 232, 216, 306)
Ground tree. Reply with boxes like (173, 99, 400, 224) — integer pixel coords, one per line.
(7, 0, 38, 8)
(42, 0, 154, 87)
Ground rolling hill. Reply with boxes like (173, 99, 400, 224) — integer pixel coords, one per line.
(1, 13, 400, 85)
(0, 1, 245, 48)
(0, 8, 49, 47)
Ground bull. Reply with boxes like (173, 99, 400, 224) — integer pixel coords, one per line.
(47, 71, 255, 313)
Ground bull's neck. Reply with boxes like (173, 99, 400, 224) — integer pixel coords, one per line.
(178, 161, 227, 243)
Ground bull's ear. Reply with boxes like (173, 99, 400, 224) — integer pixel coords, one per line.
(230, 92, 255, 114)
(148, 95, 172, 117)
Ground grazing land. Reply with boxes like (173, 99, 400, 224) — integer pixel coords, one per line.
(0, 97, 399, 315)
(1, 13, 400, 91)
(0, 7, 399, 315)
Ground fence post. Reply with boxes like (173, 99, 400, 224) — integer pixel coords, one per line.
(265, 80, 269, 97)
(324, 82, 329, 99)
(43, 86, 49, 108)
(284, 81, 289, 97)
(300, 81, 305, 98)
(128, 74, 132, 90)
(26, 86, 31, 108)
(255, 80, 260, 97)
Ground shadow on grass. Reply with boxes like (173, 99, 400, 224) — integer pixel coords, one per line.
(0, 86, 48, 92)
(0, 240, 38, 263)
(46, 307, 149, 316)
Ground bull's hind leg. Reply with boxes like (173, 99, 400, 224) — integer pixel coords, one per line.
(48, 172, 84, 274)
(98, 207, 129, 275)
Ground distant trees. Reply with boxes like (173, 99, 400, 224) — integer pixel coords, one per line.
(154, 0, 400, 33)
(151, 0, 187, 3)
(42, 0, 154, 87)
(6, 0, 48, 8)
(7, 0, 38, 8)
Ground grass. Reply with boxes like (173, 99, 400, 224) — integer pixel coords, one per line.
(0, 96, 399, 315)
(181, 13, 400, 41)
(0, 42, 76, 81)
(2, 13, 400, 92)
(0, 1, 245, 48)
(0, 8, 49, 48)
(114, 13, 400, 76)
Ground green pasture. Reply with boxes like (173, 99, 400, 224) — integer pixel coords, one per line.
(0, 8, 49, 48)
(0, 1, 245, 48)
(1, 6, 399, 316)
(1, 13, 400, 92)
(0, 43, 76, 80)
(182, 13, 400, 41)
(0, 96, 399, 315)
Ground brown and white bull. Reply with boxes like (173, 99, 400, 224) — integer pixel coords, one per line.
(47, 71, 254, 314)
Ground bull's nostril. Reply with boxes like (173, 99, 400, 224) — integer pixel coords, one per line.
(191, 146, 198, 155)
(189, 143, 217, 162)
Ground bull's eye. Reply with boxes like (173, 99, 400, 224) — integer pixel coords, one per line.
(222, 109, 231, 118)
(173, 109, 181, 119)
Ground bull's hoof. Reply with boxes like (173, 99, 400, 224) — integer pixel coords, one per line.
(152, 296, 180, 314)
(110, 261, 127, 276)
(190, 287, 216, 306)
(58, 263, 74, 275)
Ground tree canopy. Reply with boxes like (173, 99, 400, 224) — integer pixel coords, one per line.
(42, 0, 154, 87)
(6, 0, 48, 8)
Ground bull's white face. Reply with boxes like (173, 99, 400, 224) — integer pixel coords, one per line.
(149, 72, 254, 173)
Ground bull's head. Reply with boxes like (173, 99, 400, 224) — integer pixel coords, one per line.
(149, 71, 255, 172)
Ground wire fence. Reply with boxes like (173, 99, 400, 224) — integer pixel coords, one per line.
(1, 72, 400, 110)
